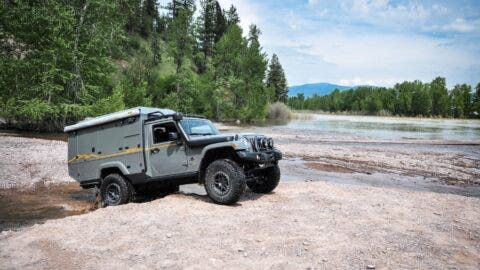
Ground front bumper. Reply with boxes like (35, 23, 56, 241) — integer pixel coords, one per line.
(236, 149, 282, 163)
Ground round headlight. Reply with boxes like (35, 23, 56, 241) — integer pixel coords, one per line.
(268, 138, 274, 149)
(261, 138, 266, 148)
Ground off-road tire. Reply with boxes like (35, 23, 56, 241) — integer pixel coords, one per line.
(247, 164, 280, 193)
(205, 159, 246, 205)
(100, 173, 134, 207)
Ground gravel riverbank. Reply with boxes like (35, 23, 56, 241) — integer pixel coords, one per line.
(0, 129, 479, 269)
(0, 134, 74, 190)
(1, 180, 479, 269)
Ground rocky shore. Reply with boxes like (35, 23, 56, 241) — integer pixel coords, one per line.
(0, 128, 479, 269)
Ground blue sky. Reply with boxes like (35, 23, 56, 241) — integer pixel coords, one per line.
(161, 0, 480, 88)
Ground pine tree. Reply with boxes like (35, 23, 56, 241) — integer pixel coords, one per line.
(139, 0, 158, 38)
(213, 2, 227, 43)
(166, 0, 195, 18)
(242, 25, 269, 120)
(124, 0, 142, 34)
(226, 5, 240, 25)
(266, 54, 288, 102)
(198, 0, 216, 60)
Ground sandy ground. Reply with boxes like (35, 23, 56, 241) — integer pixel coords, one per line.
(1, 128, 480, 269)
(1, 178, 479, 269)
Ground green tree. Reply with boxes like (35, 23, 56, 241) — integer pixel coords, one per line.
(395, 82, 414, 115)
(197, 0, 216, 61)
(365, 92, 382, 114)
(266, 54, 288, 102)
(226, 5, 239, 25)
(411, 82, 431, 116)
(166, 0, 195, 18)
(139, 0, 159, 37)
(430, 77, 450, 117)
(242, 25, 269, 120)
(472, 83, 480, 118)
(450, 84, 471, 118)
(211, 25, 246, 119)
(0, 0, 126, 131)
(213, 1, 227, 43)
(167, 5, 194, 74)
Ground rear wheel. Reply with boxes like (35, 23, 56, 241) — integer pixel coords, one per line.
(205, 159, 246, 205)
(100, 173, 133, 207)
(247, 164, 280, 193)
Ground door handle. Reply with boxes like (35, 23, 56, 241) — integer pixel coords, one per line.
(151, 148, 159, 154)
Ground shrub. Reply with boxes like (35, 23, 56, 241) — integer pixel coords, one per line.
(267, 102, 293, 120)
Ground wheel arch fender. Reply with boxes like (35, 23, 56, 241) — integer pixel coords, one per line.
(198, 145, 237, 183)
(98, 162, 130, 180)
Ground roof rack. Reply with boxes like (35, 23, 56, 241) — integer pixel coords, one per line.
(183, 113, 206, 119)
(145, 112, 184, 122)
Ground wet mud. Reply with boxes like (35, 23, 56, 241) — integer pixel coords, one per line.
(0, 183, 96, 231)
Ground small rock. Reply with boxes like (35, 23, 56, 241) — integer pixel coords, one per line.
(433, 212, 441, 216)
(166, 234, 172, 238)
(303, 241, 309, 246)
(237, 247, 245, 252)
(256, 239, 262, 242)
(366, 264, 375, 269)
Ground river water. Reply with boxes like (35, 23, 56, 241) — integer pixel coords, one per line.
(284, 114, 480, 142)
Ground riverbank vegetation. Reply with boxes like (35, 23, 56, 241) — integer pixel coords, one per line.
(0, 0, 288, 131)
(288, 78, 480, 119)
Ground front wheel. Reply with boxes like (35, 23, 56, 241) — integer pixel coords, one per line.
(247, 164, 280, 193)
(205, 159, 246, 205)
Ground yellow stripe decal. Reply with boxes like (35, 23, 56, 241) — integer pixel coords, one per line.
(67, 143, 177, 164)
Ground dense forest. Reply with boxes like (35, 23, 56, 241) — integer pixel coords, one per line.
(0, 0, 288, 131)
(289, 78, 480, 118)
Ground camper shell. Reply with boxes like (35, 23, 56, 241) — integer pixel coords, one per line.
(65, 107, 282, 205)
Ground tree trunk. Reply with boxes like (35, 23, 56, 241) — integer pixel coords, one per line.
(71, 1, 89, 103)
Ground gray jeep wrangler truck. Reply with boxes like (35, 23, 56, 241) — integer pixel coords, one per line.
(64, 107, 282, 205)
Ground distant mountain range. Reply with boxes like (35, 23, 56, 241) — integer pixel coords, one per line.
(288, 83, 356, 97)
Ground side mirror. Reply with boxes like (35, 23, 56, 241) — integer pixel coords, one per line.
(168, 132, 178, 141)
(172, 113, 183, 121)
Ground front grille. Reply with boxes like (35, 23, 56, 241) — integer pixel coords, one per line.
(248, 136, 273, 152)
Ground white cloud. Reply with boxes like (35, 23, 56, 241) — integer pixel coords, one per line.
(216, 0, 261, 33)
(343, 0, 431, 28)
(442, 18, 477, 33)
(269, 30, 478, 87)
(432, 4, 448, 15)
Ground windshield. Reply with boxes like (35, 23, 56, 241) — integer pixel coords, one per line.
(180, 118, 220, 136)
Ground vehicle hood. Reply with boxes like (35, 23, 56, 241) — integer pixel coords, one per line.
(185, 133, 263, 147)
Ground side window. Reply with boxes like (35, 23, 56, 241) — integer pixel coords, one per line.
(152, 122, 178, 144)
